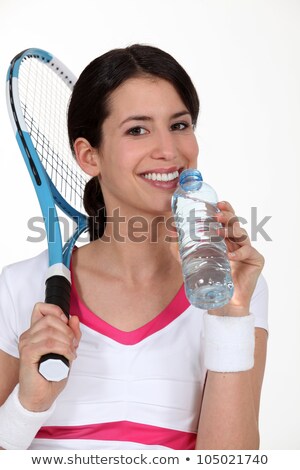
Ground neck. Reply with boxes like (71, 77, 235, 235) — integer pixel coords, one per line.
(95, 209, 179, 283)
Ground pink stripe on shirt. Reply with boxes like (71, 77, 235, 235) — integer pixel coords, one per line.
(36, 420, 196, 450)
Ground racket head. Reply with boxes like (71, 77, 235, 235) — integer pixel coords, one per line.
(6, 48, 89, 270)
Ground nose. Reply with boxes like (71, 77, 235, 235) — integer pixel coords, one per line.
(151, 129, 177, 161)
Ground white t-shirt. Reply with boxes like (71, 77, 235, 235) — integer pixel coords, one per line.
(0, 250, 268, 450)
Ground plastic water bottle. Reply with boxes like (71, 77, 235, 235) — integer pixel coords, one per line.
(171, 168, 234, 309)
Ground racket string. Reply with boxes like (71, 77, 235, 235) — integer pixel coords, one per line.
(18, 56, 89, 214)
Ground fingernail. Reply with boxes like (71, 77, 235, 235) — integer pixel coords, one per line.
(229, 251, 236, 257)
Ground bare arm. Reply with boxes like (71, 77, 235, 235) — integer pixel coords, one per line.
(196, 327, 267, 449)
(0, 305, 81, 450)
(195, 201, 268, 449)
(0, 349, 19, 449)
(0, 349, 19, 406)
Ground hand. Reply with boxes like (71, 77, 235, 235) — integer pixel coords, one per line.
(212, 200, 265, 316)
(18, 303, 81, 411)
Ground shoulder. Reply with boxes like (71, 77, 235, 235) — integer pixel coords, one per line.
(1, 250, 48, 290)
(0, 250, 48, 331)
(0, 250, 49, 355)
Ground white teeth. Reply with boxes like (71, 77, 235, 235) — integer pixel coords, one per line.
(142, 170, 179, 181)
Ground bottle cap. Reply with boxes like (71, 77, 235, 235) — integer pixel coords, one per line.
(179, 168, 203, 191)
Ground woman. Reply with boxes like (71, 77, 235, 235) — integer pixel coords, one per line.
(0, 44, 268, 450)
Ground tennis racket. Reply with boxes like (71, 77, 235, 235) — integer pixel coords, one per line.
(6, 48, 89, 381)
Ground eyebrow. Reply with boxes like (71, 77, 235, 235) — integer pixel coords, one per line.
(119, 110, 191, 127)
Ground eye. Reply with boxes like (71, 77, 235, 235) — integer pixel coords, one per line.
(171, 122, 190, 131)
(128, 126, 148, 136)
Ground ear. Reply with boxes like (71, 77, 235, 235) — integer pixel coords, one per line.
(73, 137, 101, 177)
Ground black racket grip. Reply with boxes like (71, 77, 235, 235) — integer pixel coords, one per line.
(38, 275, 71, 382)
(45, 275, 71, 319)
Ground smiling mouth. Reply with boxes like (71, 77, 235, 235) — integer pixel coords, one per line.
(138, 168, 184, 191)
(139, 168, 184, 182)
(143, 170, 178, 182)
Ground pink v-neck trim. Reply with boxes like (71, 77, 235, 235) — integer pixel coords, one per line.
(70, 267, 190, 345)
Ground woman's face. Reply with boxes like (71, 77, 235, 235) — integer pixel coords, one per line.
(97, 76, 199, 216)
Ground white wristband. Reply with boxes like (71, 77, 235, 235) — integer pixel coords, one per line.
(203, 312, 255, 373)
(0, 384, 56, 450)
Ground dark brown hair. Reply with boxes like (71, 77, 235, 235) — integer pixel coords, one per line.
(68, 44, 200, 240)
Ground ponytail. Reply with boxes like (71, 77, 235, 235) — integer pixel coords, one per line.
(83, 177, 106, 241)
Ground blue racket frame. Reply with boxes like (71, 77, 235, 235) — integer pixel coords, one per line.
(6, 48, 88, 271)
(6, 48, 89, 381)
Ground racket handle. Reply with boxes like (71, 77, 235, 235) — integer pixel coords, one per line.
(45, 274, 71, 319)
(39, 275, 71, 382)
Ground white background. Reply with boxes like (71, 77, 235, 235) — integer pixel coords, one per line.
(0, 0, 299, 450)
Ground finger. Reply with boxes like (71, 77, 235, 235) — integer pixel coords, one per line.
(216, 211, 241, 228)
(19, 336, 77, 366)
(19, 321, 77, 361)
(31, 302, 68, 327)
(216, 213, 250, 247)
(217, 226, 250, 245)
(20, 315, 78, 362)
(228, 244, 263, 263)
(23, 322, 76, 348)
(69, 316, 82, 347)
(29, 311, 74, 339)
(217, 200, 236, 214)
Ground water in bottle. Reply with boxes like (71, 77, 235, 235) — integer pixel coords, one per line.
(171, 168, 234, 309)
